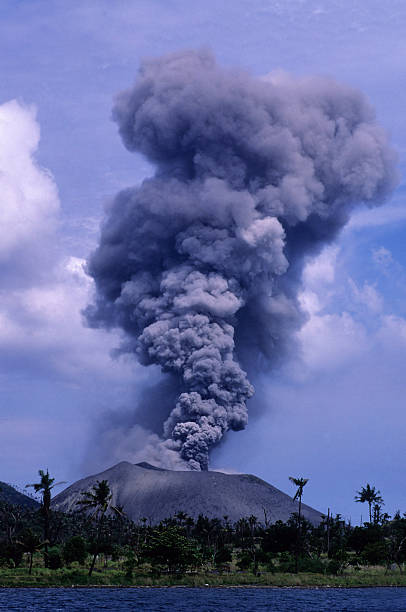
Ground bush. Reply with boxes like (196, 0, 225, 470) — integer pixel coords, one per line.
(141, 526, 201, 573)
(262, 552, 276, 573)
(123, 548, 137, 579)
(63, 536, 87, 565)
(47, 547, 64, 570)
(110, 544, 122, 562)
(276, 553, 324, 574)
(276, 552, 295, 572)
(326, 559, 341, 575)
(214, 546, 232, 566)
(0, 542, 23, 568)
(262, 521, 296, 554)
(362, 542, 388, 566)
(236, 551, 252, 570)
(299, 557, 325, 574)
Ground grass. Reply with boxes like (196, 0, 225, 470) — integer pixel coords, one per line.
(0, 563, 405, 588)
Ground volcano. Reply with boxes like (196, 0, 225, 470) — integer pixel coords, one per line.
(52, 461, 323, 525)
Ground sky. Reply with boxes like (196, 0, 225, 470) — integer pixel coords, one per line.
(0, 0, 406, 522)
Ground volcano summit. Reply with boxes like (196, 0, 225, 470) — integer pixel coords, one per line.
(52, 461, 322, 525)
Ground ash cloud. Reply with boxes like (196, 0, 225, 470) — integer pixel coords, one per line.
(85, 50, 397, 470)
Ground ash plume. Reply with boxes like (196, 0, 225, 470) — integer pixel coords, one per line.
(86, 50, 397, 470)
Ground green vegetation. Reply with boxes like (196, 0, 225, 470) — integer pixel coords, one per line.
(355, 484, 385, 524)
(25, 469, 65, 567)
(76, 479, 122, 576)
(0, 474, 405, 587)
(289, 476, 309, 573)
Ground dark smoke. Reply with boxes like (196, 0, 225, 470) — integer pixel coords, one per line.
(86, 50, 397, 470)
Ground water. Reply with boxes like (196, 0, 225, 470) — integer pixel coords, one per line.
(0, 587, 405, 611)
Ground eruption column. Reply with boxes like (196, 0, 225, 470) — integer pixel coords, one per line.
(86, 50, 397, 470)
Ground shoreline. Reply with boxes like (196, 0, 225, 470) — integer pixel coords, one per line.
(0, 584, 406, 589)
(1, 577, 406, 589)
(1, 565, 405, 589)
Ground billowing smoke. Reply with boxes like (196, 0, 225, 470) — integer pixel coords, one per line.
(86, 50, 397, 470)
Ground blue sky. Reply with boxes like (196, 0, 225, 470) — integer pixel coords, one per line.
(1, 0, 406, 521)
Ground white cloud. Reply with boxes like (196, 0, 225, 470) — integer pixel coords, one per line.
(0, 256, 135, 383)
(0, 100, 59, 260)
(295, 245, 402, 375)
(299, 246, 339, 315)
(347, 201, 406, 231)
(299, 311, 369, 372)
(302, 245, 339, 288)
(372, 246, 394, 268)
(348, 279, 383, 314)
(377, 314, 406, 349)
(0, 100, 135, 387)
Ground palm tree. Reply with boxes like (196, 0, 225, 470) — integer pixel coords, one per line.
(289, 476, 309, 573)
(355, 484, 384, 523)
(248, 515, 259, 574)
(77, 479, 122, 576)
(174, 511, 188, 527)
(26, 470, 65, 566)
(289, 477, 309, 524)
(17, 529, 45, 575)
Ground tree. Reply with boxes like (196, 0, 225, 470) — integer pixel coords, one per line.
(26, 470, 65, 566)
(384, 513, 406, 573)
(76, 479, 122, 576)
(262, 520, 297, 555)
(16, 529, 44, 575)
(141, 526, 201, 574)
(214, 545, 232, 567)
(123, 547, 137, 579)
(0, 500, 23, 545)
(47, 546, 64, 570)
(355, 484, 384, 524)
(63, 535, 87, 566)
(289, 476, 309, 573)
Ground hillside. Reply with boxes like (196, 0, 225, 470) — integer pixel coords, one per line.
(0, 481, 39, 509)
(52, 462, 323, 525)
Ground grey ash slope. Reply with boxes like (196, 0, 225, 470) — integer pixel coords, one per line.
(52, 462, 322, 525)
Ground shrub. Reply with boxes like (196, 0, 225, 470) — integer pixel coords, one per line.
(123, 548, 137, 579)
(214, 546, 232, 566)
(362, 542, 388, 566)
(141, 526, 201, 573)
(47, 547, 64, 570)
(63, 536, 87, 565)
(276, 553, 324, 574)
(236, 551, 252, 570)
(0, 542, 23, 568)
(326, 559, 341, 575)
(299, 557, 325, 574)
(276, 552, 295, 572)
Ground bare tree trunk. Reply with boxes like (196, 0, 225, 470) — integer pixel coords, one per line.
(295, 497, 302, 574)
(42, 499, 50, 567)
(327, 508, 331, 557)
(88, 550, 98, 577)
(89, 514, 104, 577)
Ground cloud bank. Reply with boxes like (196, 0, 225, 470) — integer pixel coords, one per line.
(0, 100, 134, 386)
(0, 101, 59, 273)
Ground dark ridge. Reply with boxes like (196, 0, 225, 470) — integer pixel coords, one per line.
(0, 481, 40, 509)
